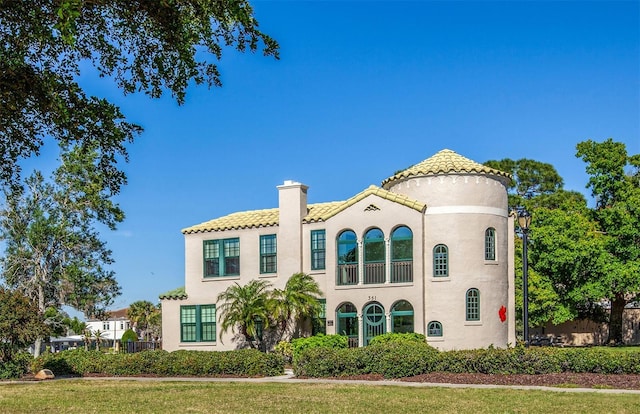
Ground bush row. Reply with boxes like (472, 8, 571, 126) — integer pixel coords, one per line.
(294, 343, 640, 378)
(32, 348, 284, 377)
(294, 341, 439, 378)
(0, 352, 32, 379)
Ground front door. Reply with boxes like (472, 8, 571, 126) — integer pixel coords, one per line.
(363, 302, 385, 345)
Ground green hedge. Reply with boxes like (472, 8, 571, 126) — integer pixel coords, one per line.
(290, 334, 348, 363)
(0, 351, 32, 379)
(32, 348, 284, 377)
(368, 332, 426, 345)
(31, 344, 640, 379)
(294, 341, 439, 378)
(294, 344, 640, 378)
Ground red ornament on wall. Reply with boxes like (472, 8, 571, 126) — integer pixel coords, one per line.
(499, 305, 507, 323)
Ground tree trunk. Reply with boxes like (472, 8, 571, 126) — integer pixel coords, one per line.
(607, 293, 626, 345)
(33, 337, 43, 358)
(33, 283, 46, 357)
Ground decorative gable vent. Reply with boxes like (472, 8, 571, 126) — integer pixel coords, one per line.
(364, 204, 380, 212)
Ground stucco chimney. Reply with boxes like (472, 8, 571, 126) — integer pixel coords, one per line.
(277, 180, 308, 278)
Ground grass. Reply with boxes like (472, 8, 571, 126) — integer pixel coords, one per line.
(591, 345, 640, 353)
(1, 380, 639, 413)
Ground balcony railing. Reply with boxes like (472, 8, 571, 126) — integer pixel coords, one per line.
(391, 260, 413, 283)
(364, 262, 385, 284)
(337, 264, 358, 285)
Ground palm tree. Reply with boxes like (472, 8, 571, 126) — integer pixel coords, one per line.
(272, 272, 323, 341)
(92, 329, 108, 351)
(216, 279, 274, 350)
(82, 328, 93, 350)
(127, 300, 159, 341)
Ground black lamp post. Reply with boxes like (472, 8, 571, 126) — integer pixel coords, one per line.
(517, 209, 531, 347)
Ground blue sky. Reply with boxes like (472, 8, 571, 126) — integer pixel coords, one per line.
(24, 1, 640, 315)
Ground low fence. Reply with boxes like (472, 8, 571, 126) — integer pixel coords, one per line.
(122, 341, 162, 353)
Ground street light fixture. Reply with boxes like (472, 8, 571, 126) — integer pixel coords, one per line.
(517, 209, 532, 347)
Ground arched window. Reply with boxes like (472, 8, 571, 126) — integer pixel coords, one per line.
(466, 288, 480, 321)
(485, 228, 496, 260)
(363, 302, 385, 345)
(391, 300, 414, 333)
(427, 321, 443, 337)
(391, 226, 413, 283)
(337, 230, 358, 285)
(364, 228, 385, 284)
(337, 302, 358, 347)
(433, 244, 448, 277)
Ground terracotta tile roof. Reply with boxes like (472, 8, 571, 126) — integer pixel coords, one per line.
(182, 208, 280, 234)
(86, 307, 129, 322)
(159, 287, 187, 300)
(381, 149, 511, 189)
(182, 186, 426, 234)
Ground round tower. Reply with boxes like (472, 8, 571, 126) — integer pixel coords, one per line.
(382, 149, 514, 349)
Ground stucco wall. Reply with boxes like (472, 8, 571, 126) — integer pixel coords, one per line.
(390, 174, 510, 350)
(162, 169, 514, 352)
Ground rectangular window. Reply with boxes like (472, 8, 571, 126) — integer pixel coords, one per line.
(180, 305, 216, 342)
(311, 230, 326, 270)
(120, 322, 124, 330)
(180, 306, 197, 342)
(103, 322, 109, 330)
(200, 305, 217, 341)
(203, 240, 220, 277)
(260, 234, 277, 273)
(203, 238, 240, 277)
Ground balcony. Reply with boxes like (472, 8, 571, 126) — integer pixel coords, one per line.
(337, 264, 358, 285)
(391, 260, 413, 283)
(364, 262, 385, 284)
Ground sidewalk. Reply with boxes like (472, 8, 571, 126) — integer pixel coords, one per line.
(47, 369, 640, 395)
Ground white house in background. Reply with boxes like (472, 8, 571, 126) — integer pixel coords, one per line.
(161, 149, 517, 352)
(85, 308, 131, 344)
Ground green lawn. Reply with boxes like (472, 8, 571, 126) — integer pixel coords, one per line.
(1, 380, 639, 413)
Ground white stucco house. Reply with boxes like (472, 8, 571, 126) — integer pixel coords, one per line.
(85, 308, 131, 344)
(161, 149, 516, 351)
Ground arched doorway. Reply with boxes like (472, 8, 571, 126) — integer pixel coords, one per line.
(391, 300, 414, 333)
(363, 302, 386, 345)
(336, 302, 358, 347)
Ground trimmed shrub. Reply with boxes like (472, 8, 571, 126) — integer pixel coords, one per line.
(368, 332, 426, 345)
(294, 346, 344, 377)
(32, 348, 284, 377)
(0, 351, 32, 379)
(436, 346, 563, 374)
(364, 340, 439, 378)
(558, 348, 639, 374)
(290, 334, 348, 362)
(295, 341, 438, 378)
(120, 329, 138, 345)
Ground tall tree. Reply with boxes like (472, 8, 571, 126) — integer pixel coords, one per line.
(272, 272, 322, 341)
(486, 158, 584, 334)
(575, 138, 640, 344)
(0, 287, 49, 363)
(127, 300, 161, 341)
(0, 147, 121, 356)
(484, 158, 565, 208)
(216, 279, 274, 350)
(1, 1, 279, 191)
(528, 197, 610, 325)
